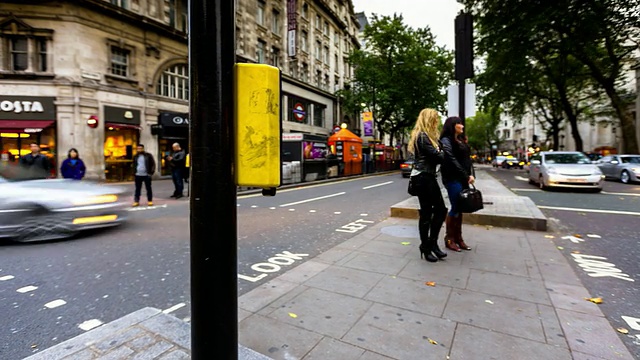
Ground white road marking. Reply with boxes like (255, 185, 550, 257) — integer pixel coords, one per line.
(78, 319, 103, 331)
(360, 213, 368, 216)
(269, 207, 276, 210)
(162, 303, 186, 314)
(334, 211, 341, 215)
(309, 210, 316, 213)
(128, 204, 168, 212)
(587, 234, 602, 238)
(538, 205, 640, 216)
(562, 235, 585, 243)
(251, 205, 258, 208)
(44, 299, 67, 309)
(16, 286, 38, 293)
(362, 181, 393, 190)
(515, 176, 529, 182)
(279, 192, 345, 207)
(0, 275, 15, 281)
(288, 209, 295, 212)
(601, 191, 640, 197)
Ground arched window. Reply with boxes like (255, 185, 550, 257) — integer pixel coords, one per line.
(157, 64, 189, 100)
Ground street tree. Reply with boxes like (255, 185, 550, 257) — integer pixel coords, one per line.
(465, 0, 640, 154)
(465, 108, 501, 155)
(340, 14, 453, 145)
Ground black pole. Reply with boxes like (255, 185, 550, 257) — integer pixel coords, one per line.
(189, 0, 237, 359)
(458, 79, 465, 126)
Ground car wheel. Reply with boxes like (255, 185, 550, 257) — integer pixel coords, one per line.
(539, 176, 547, 190)
(528, 177, 535, 185)
(14, 205, 76, 242)
(620, 170, 630, 184)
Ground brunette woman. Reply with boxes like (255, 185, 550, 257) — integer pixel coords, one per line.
(60, 148, 86, 180)
(440, 117, 474, 252)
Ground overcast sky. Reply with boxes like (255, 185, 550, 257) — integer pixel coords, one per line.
(351, 0, 464, 50)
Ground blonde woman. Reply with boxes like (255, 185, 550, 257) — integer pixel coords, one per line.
(408, 108, 448, 262)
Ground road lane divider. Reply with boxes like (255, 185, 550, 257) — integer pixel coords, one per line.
(362, 181, 394, 190)
(538, 205, 640, 216)
(279, 192, 345, 207)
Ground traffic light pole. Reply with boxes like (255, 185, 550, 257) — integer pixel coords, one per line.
(189, 0, 237, 359)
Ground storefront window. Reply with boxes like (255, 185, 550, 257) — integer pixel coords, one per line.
(104, 126, 139, 182)
(0, 127, 57, 177)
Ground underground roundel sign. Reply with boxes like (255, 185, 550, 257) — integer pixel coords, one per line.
(292, 102, 306, 122)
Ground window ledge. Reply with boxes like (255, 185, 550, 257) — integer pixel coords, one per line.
(0, 71, 55, 80)
(105, 73, 139, 85)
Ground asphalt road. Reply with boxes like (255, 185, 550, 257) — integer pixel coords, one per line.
(0, 172, 409, 359)
(488, 167, 640, 358)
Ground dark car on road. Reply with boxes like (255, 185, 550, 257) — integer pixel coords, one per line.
(400, 158, 414, 178)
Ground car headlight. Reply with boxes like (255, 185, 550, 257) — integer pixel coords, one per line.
(72, 194, 119, 206)
(547, 167, 558, 174)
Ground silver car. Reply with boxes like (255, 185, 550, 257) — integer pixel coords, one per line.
(0, 168, 128, 242)
(597, 154, 640, 184)
(528, 151, 604, 192)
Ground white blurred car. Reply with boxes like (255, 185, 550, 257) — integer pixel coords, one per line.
(597, 154, 640, 184)
(528, 151, 604, 192)
(0, 165, 128, 242)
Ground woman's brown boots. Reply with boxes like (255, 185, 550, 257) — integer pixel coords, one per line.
(444, 215, 472, 252)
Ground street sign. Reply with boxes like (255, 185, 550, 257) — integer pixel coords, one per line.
(447, 83, 476, 119)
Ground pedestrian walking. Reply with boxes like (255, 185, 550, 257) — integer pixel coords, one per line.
(440, 117, 474, 252)
(166, 142, 187, 198)
(60, 148, 86, 180)
(132, 144, 156, 207)
(19, 142, 52, 179)
(408, 108, 448, 263)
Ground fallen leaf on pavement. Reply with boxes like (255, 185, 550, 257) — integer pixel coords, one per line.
(485, 300, 494, 305)
(401, 242, 411, 246)
(585, 297, 603, 304)
(617, 328, 629, 334)
(587, 234, 602, 239)
(557, 246, 564, 250)
(573, 234, 583, 238)
(31, 345, 37, 349)
(288, 312, 298, 318)
(544, 235, 555, 239)
(427, 338, 438, 345)
(571, 251, 581, 254)
(425, 281, 436, 287)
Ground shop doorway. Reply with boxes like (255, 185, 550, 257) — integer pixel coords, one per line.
(104, 124, 139, 182)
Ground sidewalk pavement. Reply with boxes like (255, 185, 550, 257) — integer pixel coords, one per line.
(26, 169, 636, 359)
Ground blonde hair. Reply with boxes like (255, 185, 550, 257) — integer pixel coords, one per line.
(408, 108, 440, 155)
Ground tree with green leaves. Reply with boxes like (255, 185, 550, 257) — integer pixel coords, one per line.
(466, 0, 639, 153)
(338, 14, 453, 145)
(465, 108, 501, 155)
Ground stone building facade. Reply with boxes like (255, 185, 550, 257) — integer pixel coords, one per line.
(0, 0, 359, 180)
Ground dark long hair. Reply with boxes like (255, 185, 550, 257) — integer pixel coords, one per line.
(67, 148, 80, 159)
(440, 116, 462, 140)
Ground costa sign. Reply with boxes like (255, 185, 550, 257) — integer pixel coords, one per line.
(0, 100, 45, 114)
(0, 96, 56, 121)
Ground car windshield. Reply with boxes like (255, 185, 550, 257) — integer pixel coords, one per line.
(621, 156, 640, 164)
(545, 153, 591, 164)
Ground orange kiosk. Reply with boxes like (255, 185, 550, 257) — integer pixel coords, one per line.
(328, 127, 363, 176)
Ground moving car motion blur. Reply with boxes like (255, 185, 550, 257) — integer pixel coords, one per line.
(0, 163, 128, 242)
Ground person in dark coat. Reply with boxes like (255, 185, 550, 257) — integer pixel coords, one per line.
(166, 142, 187, 198)
(408, 108, 448, 263)
(60, 148, 86, 180)
(440, 117, 475, 252)
(132, 144, 156, 207)
(19, 142, 52, 179)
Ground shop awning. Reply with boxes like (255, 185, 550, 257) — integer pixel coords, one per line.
(0, 120, 55, 132)
(105, 122, 141, 130)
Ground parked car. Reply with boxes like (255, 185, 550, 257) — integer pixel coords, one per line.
(0, 163, 128, 242)
(492, 155, 506, 168)
(597, 154, 640, 184)
(501, 156, 525, 169)
(528, 151, 604, 192)
(400, 158, 414, 178)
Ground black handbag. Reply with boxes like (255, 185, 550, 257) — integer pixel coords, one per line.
(408, 175, 418, 196)
(458, 184, 484, 213)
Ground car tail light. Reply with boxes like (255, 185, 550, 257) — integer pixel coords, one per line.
(400, 164, 410, 169)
